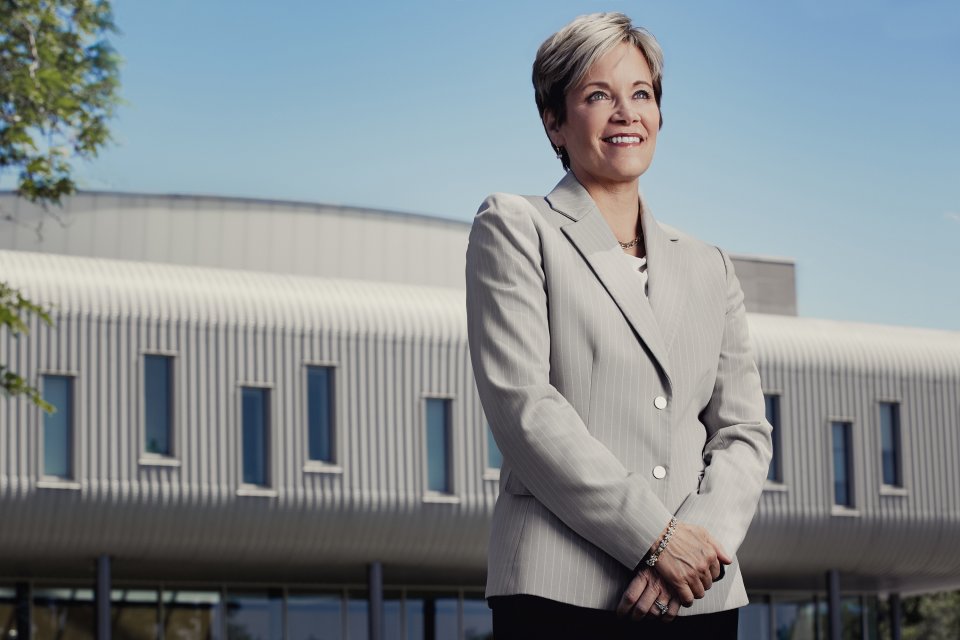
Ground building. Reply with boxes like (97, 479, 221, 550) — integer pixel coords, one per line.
(1, 192, 958, 640)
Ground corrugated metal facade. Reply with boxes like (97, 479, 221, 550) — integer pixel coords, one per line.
(2, 248, 959, 593)
(747, 315, 960, 592)
(0, 249, 490, 584)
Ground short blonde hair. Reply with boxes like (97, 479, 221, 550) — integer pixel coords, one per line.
(532, 12, 664, 169)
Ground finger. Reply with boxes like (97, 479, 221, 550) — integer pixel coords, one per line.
(616, 573, 648, 617)
(713, 540, 733, 565)
(700, 568, 713, 592)
(675, 582, 695, 608)
(699, 556, 715, 591)
(689, 574, 706, 600)
(710, 556, 722, 581)
(660, 597, 681, 623)
(631, 578, 665, 621)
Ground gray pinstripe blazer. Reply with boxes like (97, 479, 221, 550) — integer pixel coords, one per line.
(465, 171, 773, 615)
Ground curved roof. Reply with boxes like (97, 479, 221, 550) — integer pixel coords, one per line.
(4, 249, 958, 375)
(749, 313, 960, 376)
(0, 250, 466, 341)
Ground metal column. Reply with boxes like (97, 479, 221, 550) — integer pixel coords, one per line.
(827, 569, 841, 640)
(368, 561, 383, 640)
(15, 582, 31, 640)
(424, 598, 436, 640)
(96, 554, 111, 640)
(889, 593, 902, 640)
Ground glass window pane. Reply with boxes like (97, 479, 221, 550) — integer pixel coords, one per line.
(346, 595, 368, 640)
(832, 422, 853, 507)
(863, 595, 879, 640)
(738, 598, 770, 640)
(33, 587, 95, 640)
(405, 598, 424, 640)
(764, 394, 781, 482)
(42, 375, 73, 478)
(463, 596, 493, 640)
(426, 399, 451, 493)
(145, 355, 173, 456)
(287, 592, 342, 640)
(383, 594, 402, 640)
(841, 596, 863, 640)
(406, 591, 459, 640)
(110, 589, 160, 640)
(434, 598, 458, 640)
(486, 423, 502, 470)
(774, 599, 816, 640)
(307, 366, 335, 462)
(111, 588, 160, 640)
(880, 402, 901, 486)
(0, 588, 15, 640)
(815, 598, 829, 640)
(242, 387, 270, 486)
(162, 589, 222, 640)
(225, 589, 283, 640)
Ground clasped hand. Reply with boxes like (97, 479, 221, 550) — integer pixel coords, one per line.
(616, 523, 731, 623)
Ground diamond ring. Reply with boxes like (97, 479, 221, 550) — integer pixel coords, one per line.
(654, 600, 668, 615)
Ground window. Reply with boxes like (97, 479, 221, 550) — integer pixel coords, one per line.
(144, 355, 173, 456)
(486, 422, 502, 469)
(879, 402, 902, 487)
(425, 398, 452, 493)
(42, 375, 74, 479)
(831, 421, 854, 507)
(306, 366, 335, 462)
(242, 387, 271, 486)
(764, 394, 781, 482)
(225, 589, 283, 640)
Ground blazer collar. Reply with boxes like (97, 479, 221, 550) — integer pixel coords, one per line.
(545, 171, 683, 389)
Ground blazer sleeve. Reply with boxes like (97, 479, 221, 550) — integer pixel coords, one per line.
(673, 248, 773, 557)
(465, 193, 675, 571)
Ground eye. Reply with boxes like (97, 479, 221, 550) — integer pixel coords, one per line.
(634, 88, 652, 100)
(586, 91, 609, 102)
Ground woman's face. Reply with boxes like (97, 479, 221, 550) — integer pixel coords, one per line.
(545, 41, 660, 189)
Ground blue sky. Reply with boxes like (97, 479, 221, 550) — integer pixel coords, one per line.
(22, 1, 960, 329)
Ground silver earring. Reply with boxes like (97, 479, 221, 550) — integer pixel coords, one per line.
(555, 146, 564, 159)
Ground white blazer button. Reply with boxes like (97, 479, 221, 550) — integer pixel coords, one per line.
(654, 396, 668, 410)
(653, 465, 667, 479)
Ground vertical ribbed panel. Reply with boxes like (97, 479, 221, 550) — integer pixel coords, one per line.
(743, 315, 960, 591)
(1, 251, 959, 593)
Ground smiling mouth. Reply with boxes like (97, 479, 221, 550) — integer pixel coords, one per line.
(602, 135, 643, 145)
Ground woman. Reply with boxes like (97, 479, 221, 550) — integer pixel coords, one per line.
(465, 12, 773, 639)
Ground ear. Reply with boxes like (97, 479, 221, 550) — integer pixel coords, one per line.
(542, 109, 565, 148)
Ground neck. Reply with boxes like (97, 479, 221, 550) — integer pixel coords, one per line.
(572, 170, 643, 250)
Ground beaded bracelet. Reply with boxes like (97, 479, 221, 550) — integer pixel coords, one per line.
(645, 517, 678, 567)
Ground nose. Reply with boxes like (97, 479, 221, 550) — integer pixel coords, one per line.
(611, 99, 641, 124)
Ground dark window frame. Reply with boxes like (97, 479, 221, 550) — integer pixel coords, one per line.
(878, 401, 903, 488)
(41, 373, 76, 480)
(143, 352, 176, 458)
(764, 393, 782, 483)
(424, 397, 454, 494)
(305, 364, 337, 464)
(240, 385, 272, 488)
(830, 420, 855, 508)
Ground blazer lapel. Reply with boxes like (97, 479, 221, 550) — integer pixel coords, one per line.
(546, 172, 674, 389)
(640, 198, 684, 358)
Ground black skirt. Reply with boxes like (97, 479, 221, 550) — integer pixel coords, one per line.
(488, 594, 739, 640)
